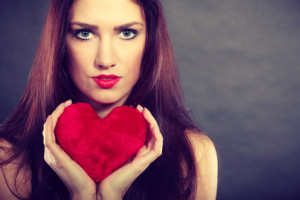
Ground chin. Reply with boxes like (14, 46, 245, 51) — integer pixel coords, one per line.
(79, 89, 130, 107)
(91, 96, 126, 106)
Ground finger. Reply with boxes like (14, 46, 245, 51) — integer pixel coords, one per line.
(143, 108, 162, 141)
(99, 159, 145, 195)
(142, 108, 163, 157)
(44, 115, 55, 145)
(143, 107, 159, 128)
(43, 112, 95, 194)
(136, 104, 143, 113)
(44, 115, 70, 163)
(43, 115, 79, 169)
(51, 100, 72, 126)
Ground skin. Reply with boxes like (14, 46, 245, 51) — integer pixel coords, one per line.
(43, 102, 163, 200)
(0, 0, 218, 199)
(66, 0, 146, 118)
(43, 0, 163, 199)
(187, 131, 218, 199)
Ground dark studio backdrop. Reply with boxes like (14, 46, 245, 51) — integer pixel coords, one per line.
(0, 0, 299, 199)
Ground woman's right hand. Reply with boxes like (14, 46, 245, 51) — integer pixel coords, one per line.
(42, 100, 96, 200)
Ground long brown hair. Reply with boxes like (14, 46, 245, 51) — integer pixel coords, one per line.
(0, 0, 199, 199)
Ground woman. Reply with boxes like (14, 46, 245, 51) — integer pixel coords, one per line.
(0, 0, 218, 199)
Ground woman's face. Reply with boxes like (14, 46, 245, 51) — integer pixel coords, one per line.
(66, 0, 146, 110)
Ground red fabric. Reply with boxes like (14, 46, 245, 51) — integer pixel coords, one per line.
(55, 103, 147, 182)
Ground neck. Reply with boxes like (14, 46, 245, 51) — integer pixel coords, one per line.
(90, 102, 123, 118)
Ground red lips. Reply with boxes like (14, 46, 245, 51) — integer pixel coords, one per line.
(93, 74, 121, 89)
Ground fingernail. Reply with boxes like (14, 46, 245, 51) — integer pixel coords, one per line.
(143, 107, 149, 115)
(65, 99, 72, 106)
(137, 105, 143, 112)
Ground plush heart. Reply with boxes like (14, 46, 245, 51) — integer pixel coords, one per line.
(55, 103, 147, 182)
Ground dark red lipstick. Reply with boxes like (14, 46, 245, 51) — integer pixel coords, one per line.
(92, 74, 121, 89)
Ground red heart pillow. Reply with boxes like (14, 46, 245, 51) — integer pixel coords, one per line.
(55, 103, 147, 182)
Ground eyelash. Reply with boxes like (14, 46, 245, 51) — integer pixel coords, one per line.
(72, 29, 94, 41)
(119, 29, 138, 40)
(71, 29, 138, 41)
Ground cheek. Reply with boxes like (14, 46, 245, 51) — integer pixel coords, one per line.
(66, 42, 95, 78)
(119, 41, 145, 76)
(67, 52, 82, 82)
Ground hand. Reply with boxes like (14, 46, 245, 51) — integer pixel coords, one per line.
(42, 100, 96, 200)
(97, 105, 163, 200)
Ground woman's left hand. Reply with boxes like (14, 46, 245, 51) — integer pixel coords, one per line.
(97, 105, 163, 200)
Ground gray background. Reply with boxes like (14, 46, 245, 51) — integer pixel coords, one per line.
(0, 0, 299, 199)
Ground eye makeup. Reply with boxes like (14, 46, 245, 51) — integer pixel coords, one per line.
(73, 29, 95, 41)
(118, 29, 138, 40)
(69, 28, 139, 41)
(68, 21, 144, 41)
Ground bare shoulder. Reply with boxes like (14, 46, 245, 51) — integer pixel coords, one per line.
(186, 130, 215, 149)
(0, 139, 31, 200)
(185, 130, 217, 163)
(185, 130, 218, 200)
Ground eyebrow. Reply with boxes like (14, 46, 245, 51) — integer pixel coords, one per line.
(114, 22, 144, 31)
(69, 22, 144, 31)
(69, 22, 98, 31)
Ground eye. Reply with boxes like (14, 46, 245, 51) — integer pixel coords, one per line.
(74, 29, 94, 40)
(119, 29, 137, 40)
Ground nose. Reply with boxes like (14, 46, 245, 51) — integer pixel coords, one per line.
(95, 37, 116, 69)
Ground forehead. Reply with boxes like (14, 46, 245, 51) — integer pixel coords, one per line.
(69, 0, 145, 25)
